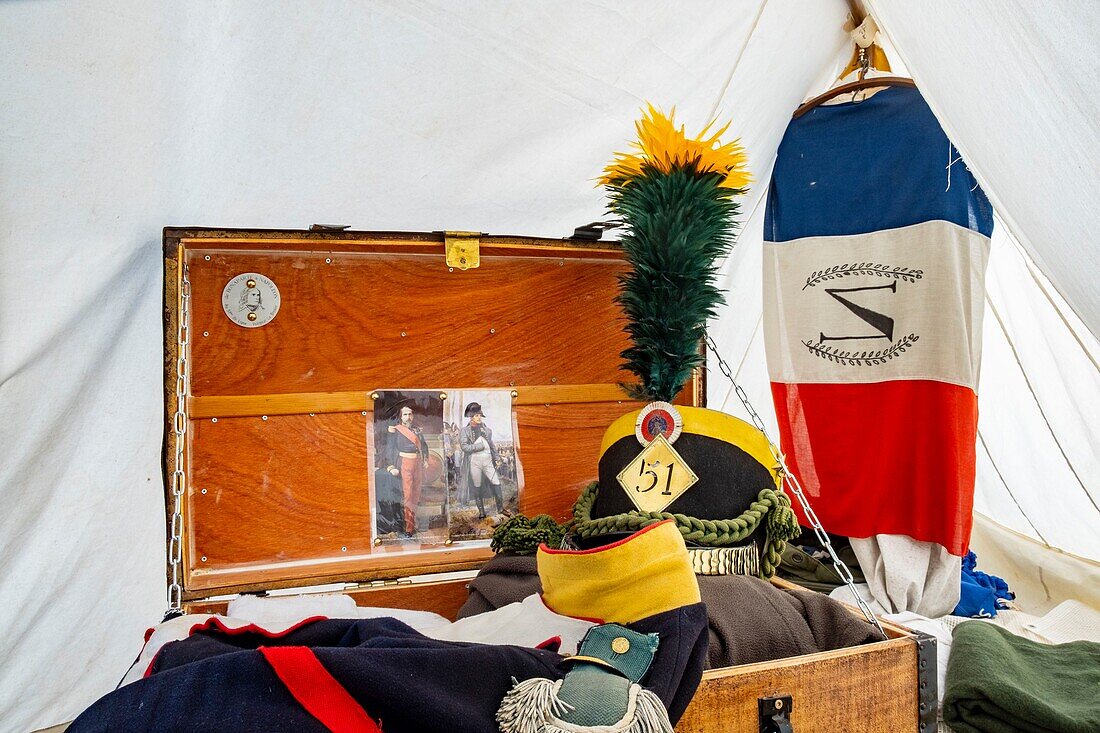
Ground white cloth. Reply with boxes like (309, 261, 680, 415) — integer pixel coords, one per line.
(851, 535, 961, 618)
(425, 593, 594, 652)
(1021, 600, 1100, 645)
(882, 611, 953, 709)
(226, 592, 452, 632)
(120, 593, 592, 690)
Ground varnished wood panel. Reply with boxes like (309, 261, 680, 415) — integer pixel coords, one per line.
(187, 412, 373, 571)
(677, 637, 918, 732)
(188, 383, 636, 419)
(186, 578, 474, 622)
(186, 250, 631, 396)
(167, 232, 703, 598)
(185, 401, 630, 594)
(514, 402, 629, 521)
(170, 229, 623, 258)
(344, 579, 473, 621)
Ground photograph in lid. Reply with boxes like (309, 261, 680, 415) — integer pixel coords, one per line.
(443, 389, 524, 541)
(370, 390, 449, 546)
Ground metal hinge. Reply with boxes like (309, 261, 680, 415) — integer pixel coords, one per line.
(349, 578, 414, 590)
(444, 231, 481, 270)
(759, 695, 793, 733)
(569, 220, 620, 241)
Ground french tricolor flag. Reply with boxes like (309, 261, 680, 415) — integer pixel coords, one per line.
(763, 86, 994, 616)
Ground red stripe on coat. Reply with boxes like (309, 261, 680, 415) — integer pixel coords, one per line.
(260, 646, 382, 733)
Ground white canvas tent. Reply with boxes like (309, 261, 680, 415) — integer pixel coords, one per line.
(1, 2, 1097, 731)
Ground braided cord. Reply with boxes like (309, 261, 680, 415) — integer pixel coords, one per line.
(572, 482, 801, 577)
(491, 513, 573, 555)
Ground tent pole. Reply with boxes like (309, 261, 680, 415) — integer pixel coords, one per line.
(845, 0, 867, 24)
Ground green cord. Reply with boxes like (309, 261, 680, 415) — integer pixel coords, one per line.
(572, 482, 800, 578)
(491, 514, 573, 556)
(491, 483, 801, 578)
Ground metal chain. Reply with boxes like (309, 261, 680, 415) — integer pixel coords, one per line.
(166, 267, 191, 615)
(704, 335, 887, 638)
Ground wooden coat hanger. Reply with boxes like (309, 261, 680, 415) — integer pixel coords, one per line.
(792, 6, 915, 119)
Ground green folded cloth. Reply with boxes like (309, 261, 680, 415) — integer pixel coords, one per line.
(944, 620, 1100, 733)
(778, 543, 865, 592)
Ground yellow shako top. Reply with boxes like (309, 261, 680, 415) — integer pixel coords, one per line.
(573, 106, 799, 578)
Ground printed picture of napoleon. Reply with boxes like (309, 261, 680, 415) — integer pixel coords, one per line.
(371, 391, 447, 544)
(445, 390, 523, 541)
(458, 402, 504, 519)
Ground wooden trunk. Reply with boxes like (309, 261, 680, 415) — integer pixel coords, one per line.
(164, 227, 934, 733)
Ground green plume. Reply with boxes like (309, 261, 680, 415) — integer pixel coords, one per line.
(606, 163, 742, 402)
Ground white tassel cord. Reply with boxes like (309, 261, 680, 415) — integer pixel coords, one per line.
(497, 678, 573, 733)
(496, 677, 673, 733)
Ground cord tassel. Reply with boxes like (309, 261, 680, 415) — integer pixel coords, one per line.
(496, 677, 674, 733)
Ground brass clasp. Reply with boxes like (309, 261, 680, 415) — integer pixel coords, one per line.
(445, 231, 481, 270)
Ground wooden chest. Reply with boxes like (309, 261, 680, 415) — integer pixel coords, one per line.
(163, 227, 936, 733)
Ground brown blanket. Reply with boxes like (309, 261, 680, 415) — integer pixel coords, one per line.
(460, 554, 880, 669)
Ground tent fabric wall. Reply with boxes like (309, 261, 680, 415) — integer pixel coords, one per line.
(866, 0, 1100, 341)
(969, 513, 1100, 616)
(0, 2, 845, 731)
(0, 1, 1096, 731)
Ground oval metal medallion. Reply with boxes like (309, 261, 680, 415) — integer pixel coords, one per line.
(221, 272, 280, 328)
(635, 401, 683, 445)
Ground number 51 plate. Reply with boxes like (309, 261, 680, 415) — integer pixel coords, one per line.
(616, 434, 699, 513)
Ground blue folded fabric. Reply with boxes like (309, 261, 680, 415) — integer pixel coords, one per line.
(953, 551, 1015, 618)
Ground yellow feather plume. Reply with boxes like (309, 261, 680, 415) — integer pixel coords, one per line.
(599, 105, 751, 190)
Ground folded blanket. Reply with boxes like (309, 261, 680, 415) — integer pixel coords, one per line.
(699, 575, 881, 668)
(461, 553, 540, 617)
(944, 620, 1100, 733)
(460, 554, 881, 669)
